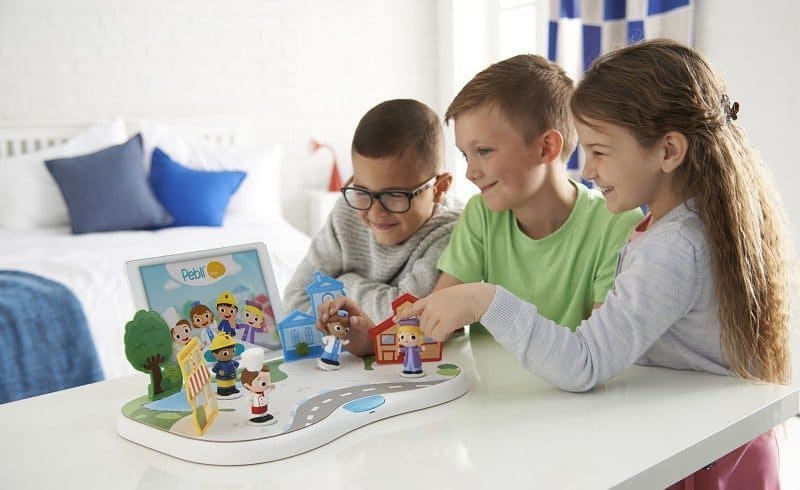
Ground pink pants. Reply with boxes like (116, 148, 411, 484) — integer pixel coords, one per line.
(666, 430, 780, 490)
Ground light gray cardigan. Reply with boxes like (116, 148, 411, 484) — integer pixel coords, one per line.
(481, 201, 729, 392)
(283, 195, 461, 321)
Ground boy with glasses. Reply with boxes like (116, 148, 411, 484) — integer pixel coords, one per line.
(283, 99, 461, 356)
(334, 55, 642, 344)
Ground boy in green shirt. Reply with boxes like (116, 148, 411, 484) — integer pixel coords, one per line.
(436, 54, 642, 331)
(319, 55, 640, 339)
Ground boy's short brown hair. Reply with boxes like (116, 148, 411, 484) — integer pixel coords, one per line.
(352, 99, 444, 173)
(445, 54, 577, 160)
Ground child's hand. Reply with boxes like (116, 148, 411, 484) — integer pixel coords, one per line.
(316, 296, 375, 332)
(316, 296, 376, 357)
(394, 283, 496, 342)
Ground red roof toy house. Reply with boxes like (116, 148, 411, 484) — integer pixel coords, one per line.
(368, 293, 443, 365)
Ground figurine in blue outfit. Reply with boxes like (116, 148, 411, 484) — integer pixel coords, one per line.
(317, 310, 351, 371)
(206, 333, 243, 399)
(215, 291, 239, 336)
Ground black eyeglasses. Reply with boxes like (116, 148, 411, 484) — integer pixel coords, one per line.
(340, 176, 438, 213)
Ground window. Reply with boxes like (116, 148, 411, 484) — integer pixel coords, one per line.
(442, 0, 547, 204)
(498, 0, 537, 59)
(381, 334, 395, 346)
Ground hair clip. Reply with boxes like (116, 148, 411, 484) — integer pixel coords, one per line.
(721, 94, 740, 123)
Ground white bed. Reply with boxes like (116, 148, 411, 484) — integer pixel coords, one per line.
(0, 120, 311, 380)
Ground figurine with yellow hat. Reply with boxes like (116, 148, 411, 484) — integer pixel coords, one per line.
(204, 332, 244, 399)
(215, 291, 239, 336)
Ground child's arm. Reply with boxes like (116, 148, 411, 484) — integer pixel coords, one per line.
(433, 272, 463, 291)
(398, 233, 702, 392)
(394, 283, 496, 341)
(336, 228, 454, 324)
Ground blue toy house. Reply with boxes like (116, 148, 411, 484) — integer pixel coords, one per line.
(277, 310, 324, 361)
(305, 272, 345, 316)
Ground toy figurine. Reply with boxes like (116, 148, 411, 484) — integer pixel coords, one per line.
(397, 318, 426, 378)
(207, 333, 243, 399)
(189, 301, 217, 347)
(239, 300, 266, 344)
(215, 291, 239, 336)
(170, 319, 193, 359)
(317, 310, 351, 371)
(240, 348, 277, 426)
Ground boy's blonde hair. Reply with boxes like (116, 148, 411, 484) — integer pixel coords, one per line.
(572, 39, 792, 384)
(445, 54, 577, 160)
(352, 99, 444, 174)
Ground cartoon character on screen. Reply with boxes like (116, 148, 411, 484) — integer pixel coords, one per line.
(189, 302, 217, 347)
(239, 300, 266, 344)
(240, 348, 277, 426)
(215, 291, 239, 336)
(397, 318, 426, 378)
(317, 310, 351, 371)
(170, 319, 193, 359)
(204, 333, 243, 399)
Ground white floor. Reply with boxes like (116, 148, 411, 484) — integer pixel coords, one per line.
(778, 415, 800, 488)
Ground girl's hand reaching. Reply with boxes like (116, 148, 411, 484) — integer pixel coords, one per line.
(394, 283, 497, 342)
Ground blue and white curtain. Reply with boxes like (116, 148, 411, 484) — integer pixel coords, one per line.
(547, 0, 694, 178)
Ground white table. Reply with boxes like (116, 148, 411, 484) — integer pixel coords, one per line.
(1, 332, 798, 490)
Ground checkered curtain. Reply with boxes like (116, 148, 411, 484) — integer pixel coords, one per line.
(547, 0, 695, 180)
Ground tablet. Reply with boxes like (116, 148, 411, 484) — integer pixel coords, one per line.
(125, 242, 284, 354)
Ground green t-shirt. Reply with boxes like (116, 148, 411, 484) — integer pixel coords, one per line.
(437, 181, 643, 331)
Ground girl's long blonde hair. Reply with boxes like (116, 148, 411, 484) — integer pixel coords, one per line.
(572, 39, 792, 383)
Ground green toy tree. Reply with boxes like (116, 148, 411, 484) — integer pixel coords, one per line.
(124, 310, 179, 400)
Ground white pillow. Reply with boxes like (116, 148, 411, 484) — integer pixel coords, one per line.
(0, 118, 128, 228)
(134, 121, 283, 220)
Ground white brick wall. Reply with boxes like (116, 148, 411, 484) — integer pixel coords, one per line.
(0, 0, 440, 233)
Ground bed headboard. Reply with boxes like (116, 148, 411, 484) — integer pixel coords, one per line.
(0, 126, 78, 159)
(0, 116, 255, 159)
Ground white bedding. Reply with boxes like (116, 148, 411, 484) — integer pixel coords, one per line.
(0, 216, 310, 380)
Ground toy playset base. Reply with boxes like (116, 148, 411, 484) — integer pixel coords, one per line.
(120, 256, 468, 465)
(116, 350, 468, 465)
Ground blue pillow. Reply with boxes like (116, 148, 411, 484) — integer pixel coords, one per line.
(45, 134, 173, 234)
(148, 147, 246, 227)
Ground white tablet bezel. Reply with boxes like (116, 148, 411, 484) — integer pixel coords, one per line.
(124, 241, 285, 326)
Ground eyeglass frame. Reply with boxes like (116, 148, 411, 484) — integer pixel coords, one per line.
(340, 175, 441, 213)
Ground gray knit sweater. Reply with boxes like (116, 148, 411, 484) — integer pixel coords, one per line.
(283, 195, 462, 322)
(480, 200, 729, 392)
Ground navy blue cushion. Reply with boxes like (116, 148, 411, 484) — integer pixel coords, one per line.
(148, 147, 246, 227)
(45, 134, 173, 234)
